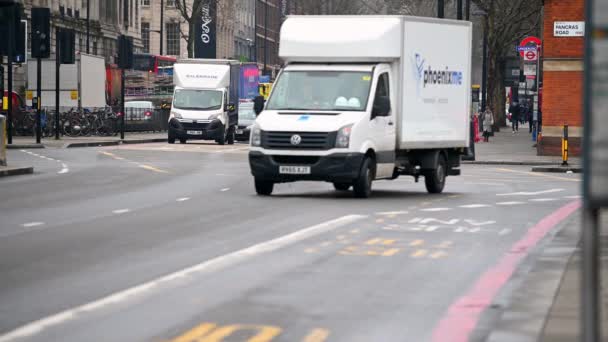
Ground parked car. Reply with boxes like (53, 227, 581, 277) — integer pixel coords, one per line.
(124, 101, 154, 122)
(236, 102, 256, 141)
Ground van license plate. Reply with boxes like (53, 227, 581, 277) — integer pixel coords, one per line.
(187, 130, 203, 135)
(279, 166, 311, 174)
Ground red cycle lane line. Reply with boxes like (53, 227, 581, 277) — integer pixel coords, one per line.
(431, 200, 582, 342)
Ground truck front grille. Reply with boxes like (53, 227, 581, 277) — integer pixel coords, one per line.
(262, 131, 335, 150)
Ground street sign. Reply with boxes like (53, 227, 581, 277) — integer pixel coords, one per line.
(554, 21, 585, 37)
(524, 64, 537, 76)
(519, 36, 542, 57)
(517, 46, 538, 52)
(524, 50, 538, 61)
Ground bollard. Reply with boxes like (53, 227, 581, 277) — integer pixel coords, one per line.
(0, 114, 6, 166)
(562, 124, 569, 166)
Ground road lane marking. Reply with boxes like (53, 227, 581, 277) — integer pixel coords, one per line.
(496, 201, 525, 206)
(411, 249, 428, 258)
(499, 229, 511, 235)
(430, 251, 448, 259)
(382, 248, 401, 256)
(459, 204, 491, 208)
(0, 215, 365, 342)
(376, 211, 408, 216)
(496, 168, 580, 182)
(171, 323, 281, 342)
(409, 239, 424, 246)
(302, 328, 330, 342)
(529, 198, 559, 202)
(420, 208, 451, 212)
(176, 197, 191, 202)
(171, 323, 217, 342)
(139, 164, 169, 173)
(21, 222, 44, 228)
(564, 195, 582, 199)
(58, 163, 69, 174)
(112, 209, 131, 214)
(497, 188, 564, 196)
(220, 188, 230, 192)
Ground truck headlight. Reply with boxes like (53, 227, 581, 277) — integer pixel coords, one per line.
(208, 113, 221, 121)
(170, 111, 182, 119)
(251, 125, 262, 146)
(335, 124, 353, 148)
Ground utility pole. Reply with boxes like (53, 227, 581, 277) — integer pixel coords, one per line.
(159, 0, 164, 55)
(7, 4, 14, 144)
(55, 28, 61, 140)
(481, 14, 488, 113)
(86, 0, 90, 54)
(263, 0, 268, 76)
(437, 0, 444, 18)
(457, 0, 463, 20)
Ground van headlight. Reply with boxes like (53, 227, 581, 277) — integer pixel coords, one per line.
(170, 111, 182, 119)
(208, 113, 222, 121)
(335, 124, 353, 148)
(251, 125, 262, 146)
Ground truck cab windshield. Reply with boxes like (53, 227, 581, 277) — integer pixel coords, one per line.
(265, 70, 372, 111)
(173, 89, 223, 111)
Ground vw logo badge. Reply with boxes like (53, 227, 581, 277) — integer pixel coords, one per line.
(290, 134, 302, 146)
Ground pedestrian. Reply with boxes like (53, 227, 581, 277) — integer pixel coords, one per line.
(509, 101, 520, 133)
(482, 108, 494, 142)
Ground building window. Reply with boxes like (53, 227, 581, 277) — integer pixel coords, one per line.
(165, 0, 176, 7)
(141, 22, 150, 53)
(93, 41, 98, 55)
(59, 6, 65, 16)
(79, 37, 83, 52)
(166, 23, 180, 56)
(67, 7, 73, 16)
(75, 9, 80, 18)
(142, 0, 150, 5)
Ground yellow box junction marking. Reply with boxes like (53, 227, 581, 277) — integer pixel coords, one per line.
(171, 323, 328, 342)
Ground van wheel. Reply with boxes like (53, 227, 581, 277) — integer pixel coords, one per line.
(180, 138, 187, 144)
(255, 178, 274, 196)
(216, 126, 226, 145)
(333, 182, 351, 191)
(425, 154, 447, 194)
(353, 157, 375, 198)
(227, 126, 235, 145)
(168, 137, 176, 144)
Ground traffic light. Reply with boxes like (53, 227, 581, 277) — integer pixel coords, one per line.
(117, 35, 133, 69)
(59, 29, 76, 64)
(0, 3, 21, 58)
(31, 7, 50, 58)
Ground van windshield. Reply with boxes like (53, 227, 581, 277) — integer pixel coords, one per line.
(265, 71, 372, 111)
(173, 89, 223, 110)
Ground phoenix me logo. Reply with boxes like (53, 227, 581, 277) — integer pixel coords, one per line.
(412, 53, 463, 88)
(199, 3, 213, 44)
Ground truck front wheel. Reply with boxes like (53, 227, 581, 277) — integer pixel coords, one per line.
(353, 157, 375, 198)
(424, 155, 447, 194)
(216, 126, 226, 145)
(255, 178, 274, 196)
(227, 126, 235, 145)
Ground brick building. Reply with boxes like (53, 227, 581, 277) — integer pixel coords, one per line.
(539, 0, 584, 156)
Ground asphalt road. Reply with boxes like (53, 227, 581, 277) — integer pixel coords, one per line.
(0, 142, 581, 342)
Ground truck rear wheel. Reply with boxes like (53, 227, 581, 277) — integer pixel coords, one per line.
(216, 126, 226, 145)
(424, 155, 447, 194)
(255, 178, 274, 196)
(353, 157, 374, 198)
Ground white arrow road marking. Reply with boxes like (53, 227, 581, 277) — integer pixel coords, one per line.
(464, 219, 496, 226)
(497, 188, 564, 196)
(0, 214, 365, 342)
(58, 163, 69, 174)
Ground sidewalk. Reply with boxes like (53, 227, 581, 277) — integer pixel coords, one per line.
(0, 165, 34, 177)
(540, 209, 608, 341)
(469, 122, 581, 167)
(6, 132, 167, 149)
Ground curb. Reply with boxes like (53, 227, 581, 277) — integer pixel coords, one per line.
(6, 144, 45, 149)
(531, 166, 582, 173)
(0, 166, 34, 177)
(462, 160, 559, 166)
(65, 138, 166, 148)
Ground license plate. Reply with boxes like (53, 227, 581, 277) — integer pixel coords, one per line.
(187, 130, 203, 135)
(236, 129, 243, 134)
(279, 166, 311, 174)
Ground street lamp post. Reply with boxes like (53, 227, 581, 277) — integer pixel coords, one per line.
(438, 0, 444, 18)
(86, 0, 90, 54)
(263, 0, 268, 76)
(159, 0, 164, 55)
(457, 0, 463, 20)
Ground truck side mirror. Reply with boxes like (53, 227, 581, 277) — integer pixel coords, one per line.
(227, 103, 236, 112)
(372, 96, 391, 118)
(253, 95, 265, 116)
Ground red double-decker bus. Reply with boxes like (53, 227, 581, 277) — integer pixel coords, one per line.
(132, 54, 176, 75)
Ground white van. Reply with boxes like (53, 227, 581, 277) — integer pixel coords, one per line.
(249, 16, 472, 197)
(168, 59, 240, 145)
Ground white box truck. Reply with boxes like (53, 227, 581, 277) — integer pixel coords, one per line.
(249, 16, 472, 197)
(169, 59, 240, 145)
